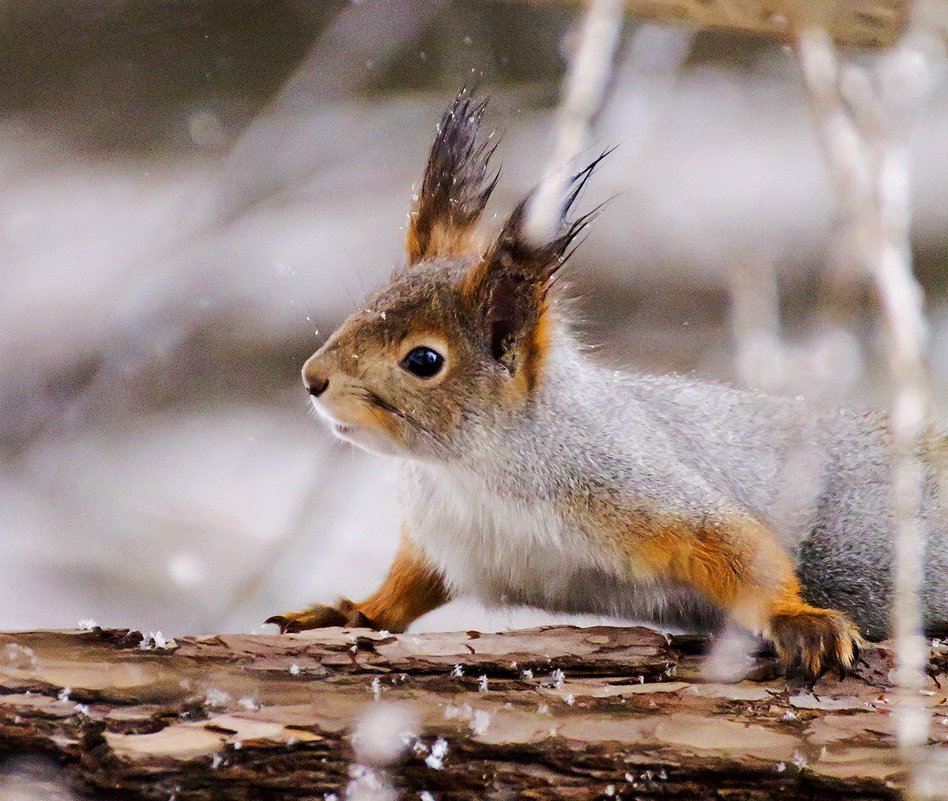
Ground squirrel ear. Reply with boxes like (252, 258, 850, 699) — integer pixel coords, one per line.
(462, 201, 545, 370)
(406, 88, 499, 265)
(462, 151, 608, 378)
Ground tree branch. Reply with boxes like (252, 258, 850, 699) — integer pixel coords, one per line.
(515, 0, 909, 48)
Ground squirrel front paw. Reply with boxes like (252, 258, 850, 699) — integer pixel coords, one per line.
(265, 599, 378, 633)
(768, 605, 861, 680)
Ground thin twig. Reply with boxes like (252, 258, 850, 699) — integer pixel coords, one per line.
(524, 0, 624, 245)
(727, 257, 786, 394)
(797, 18, 945, 799)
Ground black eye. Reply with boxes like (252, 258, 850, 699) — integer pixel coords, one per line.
(400, 346, 444, 378)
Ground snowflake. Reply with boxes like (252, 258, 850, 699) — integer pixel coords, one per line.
(205, 688, 231, 708)
(425, 738, 448, 770)
(470, 710, 492, 736)
(139, 631, 169, 650)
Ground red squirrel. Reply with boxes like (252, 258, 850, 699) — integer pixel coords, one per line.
(267, 90, 948, 679)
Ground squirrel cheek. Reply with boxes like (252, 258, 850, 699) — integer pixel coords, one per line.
(364, 406, 401, 440)
(333, 401, 403, 446)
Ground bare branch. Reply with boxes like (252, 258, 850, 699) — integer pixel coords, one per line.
(514, 0, 909, 48)
(524, 0, 624, 245)
(797, 14, 947, 799)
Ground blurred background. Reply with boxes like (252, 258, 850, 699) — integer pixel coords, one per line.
(1, 0, 946, 636)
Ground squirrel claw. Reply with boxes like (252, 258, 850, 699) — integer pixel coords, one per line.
(769, 606, 861, 682)
(265, 600, 376, 633)
(264, 614, 290, 633)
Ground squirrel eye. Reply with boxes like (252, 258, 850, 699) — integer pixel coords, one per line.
(400, 346, 444, 379)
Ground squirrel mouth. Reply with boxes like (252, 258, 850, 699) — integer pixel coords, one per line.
(333, 423, 354, 436)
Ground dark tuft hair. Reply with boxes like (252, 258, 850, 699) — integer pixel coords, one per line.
(407, 88, 499, 263)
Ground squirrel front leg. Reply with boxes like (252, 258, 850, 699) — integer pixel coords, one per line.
(629, 513, 861, 679)
(267, 528, 449, 633)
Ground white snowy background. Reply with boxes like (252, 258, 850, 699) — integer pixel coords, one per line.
(1, 1, 946, 637)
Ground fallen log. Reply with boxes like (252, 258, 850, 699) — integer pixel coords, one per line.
(0, 626, 946, 800)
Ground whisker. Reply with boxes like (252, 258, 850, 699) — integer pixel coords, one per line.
(356, 388, 445, 445)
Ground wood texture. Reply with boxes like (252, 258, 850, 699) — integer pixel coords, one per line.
(521, 0, 909, 48)
(0, 626, 946, 799)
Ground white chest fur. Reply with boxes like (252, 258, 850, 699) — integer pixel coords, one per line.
(409, 469, 590, 605)
(401, 465, 618, 611)
(400, 463, 719, 628)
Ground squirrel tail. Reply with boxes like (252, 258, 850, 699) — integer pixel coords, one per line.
(920, 425, 948, 637)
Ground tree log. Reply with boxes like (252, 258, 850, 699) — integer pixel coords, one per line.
(0, 626, 946, 799)
(519, 0, 909, 48)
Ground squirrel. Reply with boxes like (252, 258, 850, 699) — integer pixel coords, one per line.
(266, 89, 948, 679)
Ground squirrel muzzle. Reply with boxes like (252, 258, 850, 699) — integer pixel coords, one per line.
(302, 354, 330, 398)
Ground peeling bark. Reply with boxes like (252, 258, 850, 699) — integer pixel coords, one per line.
(0, 626, 946, 800)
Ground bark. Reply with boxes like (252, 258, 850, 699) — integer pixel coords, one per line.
(0, 626, 946, 800)
(519, 0, 908, 48)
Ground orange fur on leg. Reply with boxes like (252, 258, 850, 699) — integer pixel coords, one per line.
(266, 529, 448, 634)
(623, 512, 860, 679)
(356, 532, 449, 631)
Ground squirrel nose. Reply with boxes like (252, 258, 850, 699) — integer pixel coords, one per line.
(305, 375, 329, 398)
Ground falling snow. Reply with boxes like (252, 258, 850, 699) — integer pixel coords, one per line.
(424, 738, 448, 770)
(205, 688, 231, 708)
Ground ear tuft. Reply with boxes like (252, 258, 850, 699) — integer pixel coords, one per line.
(407, 88, 499, 264)
(488, 149, 611, 289)
(461, 150, 610, 388)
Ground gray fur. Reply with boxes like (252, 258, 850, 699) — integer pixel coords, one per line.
(422, 327, 947, 640)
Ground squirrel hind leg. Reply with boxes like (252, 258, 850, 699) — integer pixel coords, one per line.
(767, 603, 862, 680)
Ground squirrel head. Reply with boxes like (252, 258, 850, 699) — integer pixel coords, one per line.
(303, 88, 603, 458)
